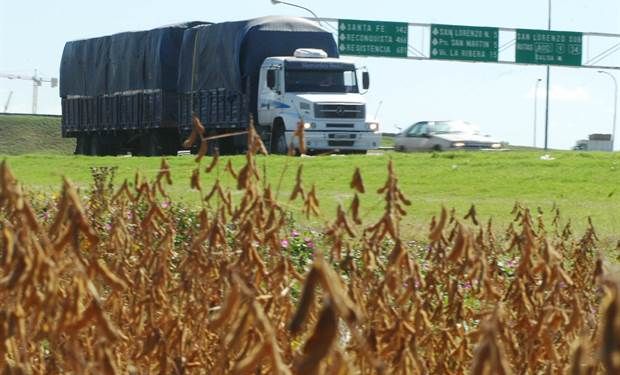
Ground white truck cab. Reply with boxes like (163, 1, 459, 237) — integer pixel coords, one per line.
(258, 48, 381, 154)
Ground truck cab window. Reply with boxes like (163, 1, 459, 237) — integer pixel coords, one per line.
(285, 69, 359, 93)
(267, 69, 281, 92)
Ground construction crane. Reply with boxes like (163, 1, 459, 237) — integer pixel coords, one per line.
(3, 91, 13, 112)
(0, 70, 58, 114)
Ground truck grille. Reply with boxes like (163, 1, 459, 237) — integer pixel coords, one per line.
(328, 134, 356, 139)
(328, 140, 355, 147)
(326, 123, 354, 128)
(315, 104, 365, 119)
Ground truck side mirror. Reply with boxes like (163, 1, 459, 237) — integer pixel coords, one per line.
(267, 70, 276, 89)
(362, 72, 370, 90)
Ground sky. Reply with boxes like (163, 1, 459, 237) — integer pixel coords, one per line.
(1, 0, 619, 150)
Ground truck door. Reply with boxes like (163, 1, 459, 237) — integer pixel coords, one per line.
(258, 65, 282, 126)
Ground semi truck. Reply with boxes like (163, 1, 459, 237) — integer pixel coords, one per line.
(60, 16, 381, 156)
(573, 134, 613, 151)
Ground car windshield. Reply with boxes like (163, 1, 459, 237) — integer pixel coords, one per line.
(285, 69, 359, 93)
(429, 121, 479, 134)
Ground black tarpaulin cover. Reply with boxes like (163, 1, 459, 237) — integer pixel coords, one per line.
(177, 16, 339, 94)
(60, 17, 338, 100)
(60, 21, 206, 97)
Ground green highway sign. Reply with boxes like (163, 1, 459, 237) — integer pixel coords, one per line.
(515, 29, 582, 66)
(430, 24, 499, 62)
(338, 19, 408, 58)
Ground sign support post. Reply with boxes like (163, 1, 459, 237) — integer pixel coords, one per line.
(545, 0, 552, 150)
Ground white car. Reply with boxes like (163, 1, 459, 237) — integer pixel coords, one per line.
(394, 120, 503, 152)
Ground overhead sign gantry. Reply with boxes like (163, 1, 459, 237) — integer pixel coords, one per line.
(338, 19, 408, 58)
(430, 24, 499, 62)
(515, 29, 582, 66)
(322, 17, 620, 70)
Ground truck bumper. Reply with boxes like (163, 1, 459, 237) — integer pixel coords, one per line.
(286, 131, 381, 152)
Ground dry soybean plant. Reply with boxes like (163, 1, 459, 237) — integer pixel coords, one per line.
(0, 123, 616, 373)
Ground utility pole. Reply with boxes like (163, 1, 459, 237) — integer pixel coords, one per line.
(3, 91, 13, 112)
(533, 78, 542, 147)
(544, 0, 551, 150)
(32, 69, 41, 114)
(0, 70, 58, 114)
(598, 70, 618, 151)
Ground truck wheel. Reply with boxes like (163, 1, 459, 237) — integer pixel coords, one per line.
(217, 134, 235, 155)
(161, 142, 178, 156)
(160, 129, 179, 156)
(75, 135, 89, 155)
(206, 131, 220, 156)
(139, 131, 162, 156)
(88, 135, 101, 156)
(100, 135, 120, 156)
(271, 128, 288, 155)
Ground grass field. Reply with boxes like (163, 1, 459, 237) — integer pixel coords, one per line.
(0, 114, 74, 154)
(380, 133, 395, 147)
(2, 150, 619, 248)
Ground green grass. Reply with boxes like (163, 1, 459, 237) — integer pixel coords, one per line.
(2, 150, 619, 248)
(381, 134, 395, 147)
(0, 114, 74, 155)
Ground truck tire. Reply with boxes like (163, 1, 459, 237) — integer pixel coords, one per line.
(161, 141, 178, 156)
(75, 135, 89, 155)
(138, 131, 161, 156)
(88, 135, 101, 156)
(159, 129, 179, 156)
(102, 135, 121, 156)
(217, 133, 236, 155)
(89, 135, 120, 156)
(271, 127, 288, 155)
(138, 130, 180, 156)
(159, 138, 178, 156)
(206, 131, 220, 156)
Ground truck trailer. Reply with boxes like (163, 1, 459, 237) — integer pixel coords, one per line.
(60, 16, 381, 156)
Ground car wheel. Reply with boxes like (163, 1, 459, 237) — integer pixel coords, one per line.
(432, 144, 442, 152)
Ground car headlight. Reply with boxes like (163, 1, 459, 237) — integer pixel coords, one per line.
(491, 143, 502, 149)
(452, 142, 465, 148)
(367, 122, 379, 132)
(303, 122, 312, 130)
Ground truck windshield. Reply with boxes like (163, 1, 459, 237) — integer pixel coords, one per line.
(285, 69, 359, 93)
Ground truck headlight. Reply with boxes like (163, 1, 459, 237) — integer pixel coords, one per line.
(452, 142, 465, 148)
(367, 122, 379, 132)
(303, 122, 312, 129)
(491, 143, 502, 149)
